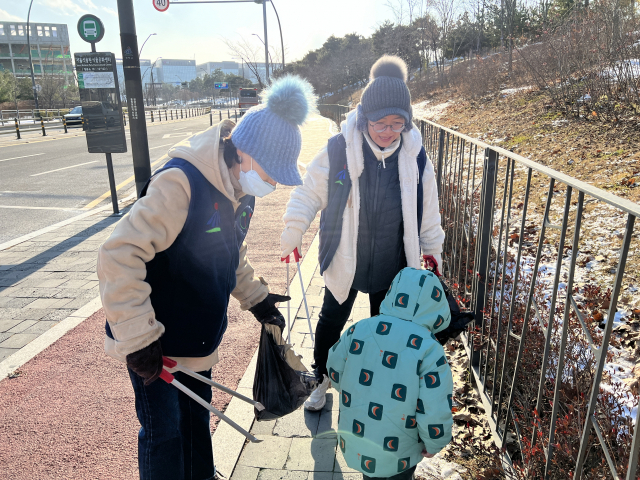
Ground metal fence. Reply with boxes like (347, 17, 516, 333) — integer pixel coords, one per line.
(318, 104, 351, 126)
(419, 118, 640, 479)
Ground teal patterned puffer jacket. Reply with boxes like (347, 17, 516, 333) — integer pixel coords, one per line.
(327, 267, 454, 477)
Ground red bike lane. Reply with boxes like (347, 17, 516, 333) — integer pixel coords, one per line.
(0, 185, 320, 479)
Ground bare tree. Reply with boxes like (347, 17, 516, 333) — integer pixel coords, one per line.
(385, 0, 422, 25)
(224, 36, 268, 88)
(39, 73, 63, 109)
(430, 0, 460, 80)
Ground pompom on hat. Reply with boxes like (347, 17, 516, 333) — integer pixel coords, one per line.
(231, 75, 317, 186)
(356, 55, 413, 132)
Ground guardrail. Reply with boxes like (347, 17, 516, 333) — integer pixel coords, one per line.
(0, 107, 212, 138)
(318, 104, 351, 126)
(419, 118, 640, 479)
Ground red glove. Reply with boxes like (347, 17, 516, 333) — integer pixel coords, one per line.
(423, 254, 441, 277)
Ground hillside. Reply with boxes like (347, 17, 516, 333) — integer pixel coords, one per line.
(412, 87, 640, 204)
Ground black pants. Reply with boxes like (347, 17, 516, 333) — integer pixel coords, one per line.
(312, 287, 387, 378)
(363, 466, 416, 480)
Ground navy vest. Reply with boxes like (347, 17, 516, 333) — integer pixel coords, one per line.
(106, 158, 255, 358)
(318, 133, 427, 275)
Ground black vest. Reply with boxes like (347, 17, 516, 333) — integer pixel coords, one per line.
(351, 138, 405, 293)
(317, 134, 428, 277)
(106, 158, 255, 358)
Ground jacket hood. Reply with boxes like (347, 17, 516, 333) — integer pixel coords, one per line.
(167, 119, 240, 205)
(380, 267, 451, 334)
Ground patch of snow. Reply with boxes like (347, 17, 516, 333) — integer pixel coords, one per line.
(600, 59, 640, 79)
(416, 453, 466, 480)
(500, 85, 533, 95)
(413, 100, 453, 122)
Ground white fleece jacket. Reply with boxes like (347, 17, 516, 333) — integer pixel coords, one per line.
(97, 120, 269, 371)
(282, 110, 445, 304)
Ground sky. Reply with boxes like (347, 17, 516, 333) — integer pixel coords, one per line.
(1, 0, 394, 65)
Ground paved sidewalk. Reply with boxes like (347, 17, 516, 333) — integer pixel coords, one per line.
(0, 114, 338, 478)
(232, 265, 369, 480)
(0, 204, 133, 361)
(230, 270, 469, 480)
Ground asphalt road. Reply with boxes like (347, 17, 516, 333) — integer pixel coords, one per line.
(0, 114, 213, 244)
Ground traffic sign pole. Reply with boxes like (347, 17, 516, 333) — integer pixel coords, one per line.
(116, 0, 152, 198)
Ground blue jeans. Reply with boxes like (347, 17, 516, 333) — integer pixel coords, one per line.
(128, 368, 215, 480)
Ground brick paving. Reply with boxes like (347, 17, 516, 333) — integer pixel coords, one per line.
(0, 209, 129, 361)
(232, 267, 370, 480)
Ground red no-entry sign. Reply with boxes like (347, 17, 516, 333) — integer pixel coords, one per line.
(153, 0, 169, 12)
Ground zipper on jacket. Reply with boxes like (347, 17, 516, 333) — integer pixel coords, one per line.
(368, 161, 382, 292)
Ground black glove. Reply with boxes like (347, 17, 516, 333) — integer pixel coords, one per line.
(249, 293, 290, 331)
(126, 340, 164, 386)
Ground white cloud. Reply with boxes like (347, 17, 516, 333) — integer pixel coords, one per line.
(39, 0, 91, 16)
(101, 6, 118, 16)
(0, 8, 24, 22)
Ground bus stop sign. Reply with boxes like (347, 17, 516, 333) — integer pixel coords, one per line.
(77, 14, 105, 44)
(75, 52, 127, 154)
(214, 82, 229, 89)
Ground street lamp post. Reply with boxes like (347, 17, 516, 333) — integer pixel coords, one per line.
(270, 0, 284, 72)
(26, 0, 40, 111)
(139, 33, 156, 56)
(261, 0, 269, 83)
(142, 57, 161, 106)
(252, 34, 272, 83)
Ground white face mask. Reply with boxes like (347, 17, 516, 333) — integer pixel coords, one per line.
(238, 157, 276, 198)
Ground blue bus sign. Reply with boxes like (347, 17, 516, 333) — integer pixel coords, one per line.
(214, 82, 229, 89)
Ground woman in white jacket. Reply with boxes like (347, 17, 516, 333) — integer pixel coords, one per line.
(280, 56, 445, 411)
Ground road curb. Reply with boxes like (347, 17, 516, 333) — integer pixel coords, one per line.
(212, 231, 321, 479)
(0, 296, 103, 380)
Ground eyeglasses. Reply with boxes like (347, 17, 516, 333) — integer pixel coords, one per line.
(369, 122, 405, 133)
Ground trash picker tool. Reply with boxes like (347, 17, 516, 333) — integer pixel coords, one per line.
(280, 253, 291, 343)
(160, 357, 262, 443)
(293, 248, 315, 348)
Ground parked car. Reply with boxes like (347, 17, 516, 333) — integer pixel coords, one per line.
(64, 106, 83, 126)
(83, 101, 120, 130)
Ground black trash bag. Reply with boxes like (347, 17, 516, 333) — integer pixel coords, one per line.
(434, 278, 476, 345)
(253, 324, 318, 421)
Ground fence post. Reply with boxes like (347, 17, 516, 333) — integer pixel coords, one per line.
(15, 118, 20, 140)
(472, 148, 498, 333)
(436, 129, 445, 197)
(227, 110, 230, 119)
(151, 111, 154, 123)
(63, 117, 68, 133)
(210, 111, 213, 126)
(181, 109, 183, 119)
(219, 110, 222, 121)
(40, 116, 47, 136)
(165, 110, 168, 121)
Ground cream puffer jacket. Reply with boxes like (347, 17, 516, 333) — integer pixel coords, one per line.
(282, 110, 445, 305)
(97, 120, 269, 371)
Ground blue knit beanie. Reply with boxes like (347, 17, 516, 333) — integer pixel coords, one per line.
(231, 75, 316, 186)
(356, 55, 413, 132)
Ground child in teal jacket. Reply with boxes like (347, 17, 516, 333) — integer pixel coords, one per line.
(327, 267, 454, 479)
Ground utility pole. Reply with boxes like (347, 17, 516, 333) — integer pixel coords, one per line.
(117, 0, 152, 197)
(262, 0, 269, 84)
(26, 0, 40, 111)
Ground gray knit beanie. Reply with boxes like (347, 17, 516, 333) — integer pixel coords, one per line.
(356, 55, 413, 132)
(232, 75, 317, 186)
